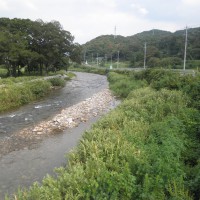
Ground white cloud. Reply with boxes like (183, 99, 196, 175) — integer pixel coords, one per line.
(182, 0, 200, 6)
(131, 3, 149, 16)
(0, 0, 9, 11)
(21, 0, 38, 11)
(0, 0, 199, 43)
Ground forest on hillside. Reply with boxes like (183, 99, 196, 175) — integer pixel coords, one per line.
(82, 28, 200, 69)
(0, 18, 81, 77)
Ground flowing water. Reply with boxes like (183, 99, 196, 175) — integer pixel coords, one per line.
(0, 72, 112, 198)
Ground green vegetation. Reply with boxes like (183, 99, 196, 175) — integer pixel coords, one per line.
(82, 28, 200, 69)
(107, 72, 147, 98)
(47, 77, 66, 87)
(0, 76, 40, 85)
(135, 69, 200, 110)
(0, 18, 82, 77)
(69, 65, 108, 75)
(0, 67, 7, 77)
(6, 69, 200, 199)
(0, 76, 67, 113)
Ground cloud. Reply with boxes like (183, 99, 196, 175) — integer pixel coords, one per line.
(131, 3, 149, 16)
(21, 0, 38, 11)
(0, 0, 9, 11)
(182, 0, 200, 6)
(0, 0, 200, 43)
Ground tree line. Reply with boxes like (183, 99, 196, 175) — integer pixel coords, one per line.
(0, 18, 82, 77)
(82, 28, 200, 68)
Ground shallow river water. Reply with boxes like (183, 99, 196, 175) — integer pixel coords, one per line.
(0, 72, 111, 198)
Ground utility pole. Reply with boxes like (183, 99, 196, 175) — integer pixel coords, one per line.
(114, 26, 116, 39)
(144, 42, 147, 69)
(97, 53, 99, 67)
(84, 51, 86, 63)
(110, 53, 112, 69)
(105, 54, 107, 66)
(117, 51, 119, 68)
(92, 53, 93, 65)
(183, 26, 188, 71)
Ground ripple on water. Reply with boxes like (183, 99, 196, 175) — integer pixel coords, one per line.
(8, 114, 16, 118)
(34, 104, 52, 109)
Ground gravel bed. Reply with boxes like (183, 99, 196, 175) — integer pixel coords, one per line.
(0, 89, 117, 157)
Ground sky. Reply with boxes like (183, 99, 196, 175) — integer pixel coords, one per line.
(0, 0, 200, 44)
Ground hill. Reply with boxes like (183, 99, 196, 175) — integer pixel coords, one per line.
(82, 28, 200, 68)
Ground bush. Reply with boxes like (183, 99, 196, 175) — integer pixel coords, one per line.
(0, 67, 7, 77)
(108, 72, 147, 98)
(48, 77, 65, 87)
(0, 80, 51, 112)
(69, 66, 108, 75)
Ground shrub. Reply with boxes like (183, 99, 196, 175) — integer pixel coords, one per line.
(48, 77, 65, 87)
(108, 72, 147, 98)
(0, 80, 51, 112)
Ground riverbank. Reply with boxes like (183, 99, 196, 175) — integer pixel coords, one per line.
(7, 69, 200, 200)
(0, 74, 69, 113)
(0, 89, 116, 158)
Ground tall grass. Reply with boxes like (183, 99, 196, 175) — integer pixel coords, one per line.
(0, 80, 51, 112)
(0, 76, 39, 85)
(69, 66, 108, 75)
(107, 72, 147, 98)
(0, 77, 66, 113)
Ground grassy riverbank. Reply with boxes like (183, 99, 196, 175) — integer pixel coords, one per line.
(0, 73, 71, 113)
(69, 65, 108, 75)
(6, 69, 200, 199)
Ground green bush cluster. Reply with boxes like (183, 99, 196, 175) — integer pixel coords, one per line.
(0, 80, 51, 112)
(47, 77, 66, 87)
(0, 67, 7, 77)
(108, 72, 147, 98)
(130, 69, 200, 110)
(69, 66, 108, 75)
(0, 75, 71, 112)
(0, 76, 39, 85)
(8, 86, 200, 199)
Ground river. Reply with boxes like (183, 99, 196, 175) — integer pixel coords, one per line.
(0, 72, 113, 199)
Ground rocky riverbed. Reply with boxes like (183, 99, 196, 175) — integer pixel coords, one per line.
(0, 88, 116, 158)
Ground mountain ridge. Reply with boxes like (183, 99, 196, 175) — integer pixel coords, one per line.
(82, 27, 200, 68)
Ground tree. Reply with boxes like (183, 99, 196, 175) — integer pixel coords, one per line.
(0, 18, 80, 76)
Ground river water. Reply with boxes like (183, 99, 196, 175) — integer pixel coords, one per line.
(0, 72, 110, 198)
(0, 72, 108, 138)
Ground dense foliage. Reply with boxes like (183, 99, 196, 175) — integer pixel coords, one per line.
(0, 18, 82, 77)
(6, 70, 200, 199)
(82, 28, 200, 69)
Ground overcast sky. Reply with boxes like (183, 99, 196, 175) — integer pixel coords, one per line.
(0, 0, 200, 44)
